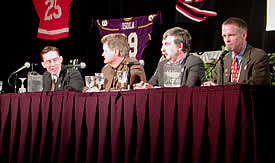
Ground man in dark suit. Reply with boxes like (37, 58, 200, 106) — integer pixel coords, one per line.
(134, 27, 205, 89)
(202, 17, 271, 86)
(41, 46, 84, 91)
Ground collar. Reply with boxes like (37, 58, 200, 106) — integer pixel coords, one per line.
(110, 57, 125, 69)
(232, 43, 247, 66)
(168, 53, 188, 65)
(51, 67, 61, 81)
(179, 54, 188, 64)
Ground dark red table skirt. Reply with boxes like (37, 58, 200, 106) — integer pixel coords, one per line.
(0, 85, 274, 163)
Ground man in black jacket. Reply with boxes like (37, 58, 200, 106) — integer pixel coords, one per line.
(41, 46, 84, 91)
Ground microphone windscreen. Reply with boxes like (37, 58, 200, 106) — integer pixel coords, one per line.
(80, 62, 86, 69)
(139, 59, 144, 66)
(25, 62, 31, 68)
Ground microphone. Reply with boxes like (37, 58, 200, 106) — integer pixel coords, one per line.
(14, 62, 31, 73)
(8, 62, 31, 88)
(216, 46, 231, 85)
(65, 62, 86, 69)
(217, 46, 231, 61)
(122, 60, 144, 66)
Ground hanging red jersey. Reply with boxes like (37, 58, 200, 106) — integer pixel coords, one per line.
(32, 0, 72, 39)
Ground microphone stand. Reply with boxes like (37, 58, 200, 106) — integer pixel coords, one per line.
(8, 71, 18, 93)
(216, 54, 225, 85)
(14, 74, 18, 93)
(122, 60, 144, 90)
(127, 66, 131, 90)
(8, 62, 31, 93)
(203, 55, 224, 85)
(220, 59, 224, 85)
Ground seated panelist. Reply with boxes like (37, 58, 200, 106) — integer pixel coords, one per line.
(83, 33, 146, 92)
(202, 17, 271, 86)
(40, 46, 84, 91)
(134, 27, 205, 89)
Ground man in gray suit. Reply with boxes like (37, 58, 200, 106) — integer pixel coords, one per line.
(134, 27, 205, 89)
(41, 46, 84, 91)
(202, 17, 271, 86)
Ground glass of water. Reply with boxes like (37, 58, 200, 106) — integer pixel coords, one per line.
(95, 73, 105, 90)
(18, 78, 27, 93)
(116, 71, 128, 90)
(85, 76, 95, 88)
(0, 81, 3, 92)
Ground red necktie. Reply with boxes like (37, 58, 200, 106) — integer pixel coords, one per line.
(230, 56, 239, 83)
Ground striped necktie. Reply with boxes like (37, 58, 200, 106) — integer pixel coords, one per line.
(230, 56, 239, 83)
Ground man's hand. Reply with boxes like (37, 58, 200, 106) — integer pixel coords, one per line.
(201, 81, 218, 86)
(82, 86, 100, 92)
(133, 81, 153, 89)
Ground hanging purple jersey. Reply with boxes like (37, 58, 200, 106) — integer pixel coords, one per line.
(95, 12, 162, 60)
(176, 0, 217, 23)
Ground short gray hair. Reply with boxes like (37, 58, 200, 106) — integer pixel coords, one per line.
(101, 33, 130, 57)
(163, 27, 192, 53)
(222, 17, 248, 33)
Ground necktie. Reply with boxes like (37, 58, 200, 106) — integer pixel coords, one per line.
(51, 78, 56, 91)
(230, 56, 239, 83)
(112, 70, 118, 88)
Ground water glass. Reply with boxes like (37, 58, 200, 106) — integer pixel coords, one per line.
(116, 71, 128, 90)
(95, 73, 104, 90)
(85, 76, 95, 88)
(18, 78, 27, 93)
(0, 81, 3, 92)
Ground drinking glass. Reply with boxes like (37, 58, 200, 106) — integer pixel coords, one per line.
(95, 73, 104, 90)
(0, 81, 3, 92)
(85, 76, 95, 88)
(116, 71, 128, 90)
(18, 78, 27, 93)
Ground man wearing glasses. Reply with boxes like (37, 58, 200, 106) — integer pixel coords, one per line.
(40, 46, 84, 91)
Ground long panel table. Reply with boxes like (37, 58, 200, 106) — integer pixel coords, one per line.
(0, 85, 274, 163)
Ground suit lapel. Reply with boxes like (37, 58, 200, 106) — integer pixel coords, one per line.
(56, 67, 66, 90)
(180, 54, 189, 86)
(239, 45, 251, 82)
(159, 60, 166, 87)
(223, 53, 232, 83)
(44, 73, 52, 91)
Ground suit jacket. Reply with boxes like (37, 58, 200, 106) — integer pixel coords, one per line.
(211, 44, 271, 86)
(43, 66, 84, 91)
(101, 57, 146, 91)
(149, 54, 205, 87)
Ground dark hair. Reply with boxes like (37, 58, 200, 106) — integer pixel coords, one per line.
(222, 17, 248, 32)
(40, 46, 60, 60)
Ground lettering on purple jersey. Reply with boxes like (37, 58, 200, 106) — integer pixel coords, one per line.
(120, 20, 137, 30)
